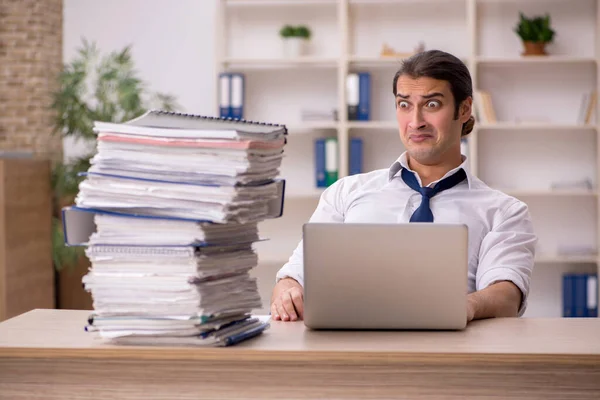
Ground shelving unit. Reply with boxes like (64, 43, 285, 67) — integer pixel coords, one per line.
(475, 55, 597, 65)
(216, 0, 600, 317)
(504, 189, 598, 198)
(222, 57, 338, 69)
(478, 123, 597, 131)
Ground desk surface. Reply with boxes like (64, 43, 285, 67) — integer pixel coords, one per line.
(1, 310, 600, 364)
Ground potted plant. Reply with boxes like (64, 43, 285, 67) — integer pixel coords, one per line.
(279, 24, 312, 58)
(514, 12, 556, 56)
(51, 39, 177, 309)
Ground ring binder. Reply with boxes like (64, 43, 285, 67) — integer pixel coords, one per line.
(127, 109, 289, 136)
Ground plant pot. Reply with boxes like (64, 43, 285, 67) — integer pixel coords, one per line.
(522, 41, 547, 56)
(282, 37, 307, 58)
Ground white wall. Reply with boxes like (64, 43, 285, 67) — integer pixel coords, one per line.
(63, 0, 599, 317)
(62, 0, 217, 161)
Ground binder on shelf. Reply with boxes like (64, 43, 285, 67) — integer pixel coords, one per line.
(587, 273, 598, 317)
(325, 137, 338, 186)
(574, 274, 587, 317)
(346, 73, 359, 121)
(562, 274, 573, 317)
(562, 273, 598, 318)
(358, 72, 371, 121)
(230, 73, 245, 120)
(219, 73, 231, 119)
(349, 137, 363, 176)
(314, 138, 327, 188)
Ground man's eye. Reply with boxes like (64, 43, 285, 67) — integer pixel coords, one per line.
(426, 100, 440, 108)
(398, 101, 409, 108)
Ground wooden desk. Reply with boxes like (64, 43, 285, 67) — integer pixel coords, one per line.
(0, 309, 599, 399)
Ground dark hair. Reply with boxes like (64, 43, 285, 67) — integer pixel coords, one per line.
(393, 50, 475, 136)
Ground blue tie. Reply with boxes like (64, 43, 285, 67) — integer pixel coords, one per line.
(401, 167, 467, 223)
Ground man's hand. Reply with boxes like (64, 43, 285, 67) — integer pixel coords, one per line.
(467, 281, 522, 323)
(467, 296, 476, 322)
(270, 278, 304, 321)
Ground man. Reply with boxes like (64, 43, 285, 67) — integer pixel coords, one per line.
(271, 49, 537, 323)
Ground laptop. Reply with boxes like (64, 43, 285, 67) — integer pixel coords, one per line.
(302, 223, 468, 330)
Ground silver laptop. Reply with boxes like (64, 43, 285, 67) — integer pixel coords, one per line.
(303, 223, 468, 330)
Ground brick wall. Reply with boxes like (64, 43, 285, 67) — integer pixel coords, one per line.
(0, 0, 63, 161)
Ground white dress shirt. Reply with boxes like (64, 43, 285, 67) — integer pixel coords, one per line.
(276, 152, 538, 315)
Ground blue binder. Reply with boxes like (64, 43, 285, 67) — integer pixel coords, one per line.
(223, 322, 269, 346)
(574, 274, 587, 317)
(562, 274, 573, 317)
(358, 72, 371, 121)
(230, 73, 245, 120)
(564, 273, 599, 318)
(349, 138, 363, 175)
(315, 138, 326, 187)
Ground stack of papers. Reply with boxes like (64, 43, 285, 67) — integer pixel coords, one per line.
(73, 110, 287, 346)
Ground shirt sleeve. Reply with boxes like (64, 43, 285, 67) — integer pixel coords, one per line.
(275, 178, 348, 288)
(476, 200, 538, 316)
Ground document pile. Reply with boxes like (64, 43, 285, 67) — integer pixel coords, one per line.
(69, 110, 287, 346)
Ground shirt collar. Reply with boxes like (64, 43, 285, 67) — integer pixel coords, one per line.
(388, 151, 473, 189)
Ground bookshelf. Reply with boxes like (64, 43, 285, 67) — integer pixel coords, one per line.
(216, 0, 600, 317)
(475, 55, 597, 66)
(222, 57, 338, 69)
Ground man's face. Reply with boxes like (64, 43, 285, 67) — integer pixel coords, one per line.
(395, 75, 470, 166)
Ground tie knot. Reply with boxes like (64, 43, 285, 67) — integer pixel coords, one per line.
(420, 186, 435, 198)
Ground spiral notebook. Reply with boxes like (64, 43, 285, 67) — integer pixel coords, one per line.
(94, 110, 288, 140)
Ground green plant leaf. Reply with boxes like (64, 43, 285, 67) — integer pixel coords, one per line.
(279, 25, 296, 38)
(49, 37, 179, 272)
(52, 217, 85, 272)
(514, 11, 555, 43)
(295, 26, 311, 39)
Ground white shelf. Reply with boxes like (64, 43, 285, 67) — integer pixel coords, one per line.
(502, 189, 598, 198)
(476, 56, 597, 66)
(350, 0, 464, 4)
(478, 123, 597, 131)
(348, 121, 397, 129)
(349, 56, 408, 68)
(225, 0, 337, 6)
(350, 55, 470, 68)
(222, 57, 338, 70)
(535, 254, 598, 264)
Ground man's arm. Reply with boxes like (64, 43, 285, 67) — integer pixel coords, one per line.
(271, 178, 349, 321)
(475, 200, 537, 319)
(467, 280, 522, 322)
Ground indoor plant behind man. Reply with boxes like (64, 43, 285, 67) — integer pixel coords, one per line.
(271, 49, 537, 323)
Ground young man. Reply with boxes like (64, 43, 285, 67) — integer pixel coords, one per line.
(271, 50, 537, 323)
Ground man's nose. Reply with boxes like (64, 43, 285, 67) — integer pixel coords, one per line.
(408, 108, 427, 130)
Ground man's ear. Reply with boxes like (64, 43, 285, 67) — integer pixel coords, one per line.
(460, 97, 473, 123)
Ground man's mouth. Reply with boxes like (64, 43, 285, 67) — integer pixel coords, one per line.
(409, 134, 434, 143)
